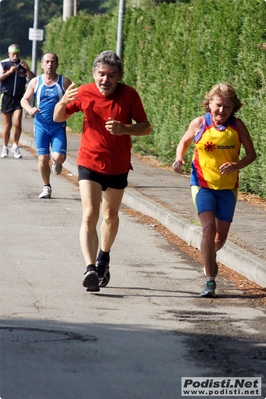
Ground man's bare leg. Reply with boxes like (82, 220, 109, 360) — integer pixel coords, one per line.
(79, 179, 102, 266)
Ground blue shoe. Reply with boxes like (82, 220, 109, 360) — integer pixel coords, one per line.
(200, 279, 216, 298)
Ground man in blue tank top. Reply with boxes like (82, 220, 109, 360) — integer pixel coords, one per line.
(21, 53, 72, 198)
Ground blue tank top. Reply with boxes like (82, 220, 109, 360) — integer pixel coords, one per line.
(34, 74, 66, 126)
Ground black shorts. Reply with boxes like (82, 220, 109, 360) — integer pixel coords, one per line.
(1, 94, 22, 114)
(78, 166, 128, 191)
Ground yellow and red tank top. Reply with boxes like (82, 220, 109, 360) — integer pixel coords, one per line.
(190, 113, 241, 190)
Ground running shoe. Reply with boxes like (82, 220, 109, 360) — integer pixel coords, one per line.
(52, 160, 62, 175)
(39, 186, 52, 199)
(1, 146, 8, 158)
(83, 266, 100, 292)
(200, 279, 216, 298)
(11, 144, 22, 159)
(96, 260, 110, 287)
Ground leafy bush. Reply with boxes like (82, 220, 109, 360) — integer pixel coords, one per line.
(43, 0, 266, 197)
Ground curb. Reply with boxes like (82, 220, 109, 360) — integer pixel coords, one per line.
(19, 133, 266, 288)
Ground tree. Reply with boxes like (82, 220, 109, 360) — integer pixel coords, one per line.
(0, 0, 63, 57)
(0, 0, 118, 58)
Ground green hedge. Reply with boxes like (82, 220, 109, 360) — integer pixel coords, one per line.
(43, 0, 266, 198)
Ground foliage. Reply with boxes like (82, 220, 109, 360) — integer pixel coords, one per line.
(0, 0, 62, 58)
(43, 0, 266, 197)
(2, 0, 266, 197)
(122, 0, 266, 197)
(0, 0, 118, 59)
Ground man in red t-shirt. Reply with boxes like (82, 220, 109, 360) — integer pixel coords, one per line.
(54, 50, 151, 292)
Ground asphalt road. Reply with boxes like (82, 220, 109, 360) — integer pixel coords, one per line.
(0, 144, 265, 399)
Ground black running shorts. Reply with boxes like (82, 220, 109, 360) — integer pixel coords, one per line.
(1, 94, 22, 114)
(78, 166, 128, 191)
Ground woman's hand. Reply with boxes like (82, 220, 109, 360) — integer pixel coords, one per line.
(219, 162, 237, 175)
(172, 159, 186, 173)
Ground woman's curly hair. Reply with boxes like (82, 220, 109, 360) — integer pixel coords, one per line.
(201, 83, 243, 114)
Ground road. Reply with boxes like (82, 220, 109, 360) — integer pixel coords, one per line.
(0, 143, 265, 399)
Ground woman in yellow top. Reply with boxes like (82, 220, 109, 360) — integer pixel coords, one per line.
(172, 83, 256, 298)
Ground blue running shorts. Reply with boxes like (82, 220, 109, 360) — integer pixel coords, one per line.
(34, 123, 67, 156)
(191, 186, 237, 222)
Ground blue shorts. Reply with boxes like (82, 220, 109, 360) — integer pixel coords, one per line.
(34, 122, 67, 156)
(78, 166, 128, 192)
(191, 186, 237, 222)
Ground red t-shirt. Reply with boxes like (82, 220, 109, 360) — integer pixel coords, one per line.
(66, 82, 148, 175)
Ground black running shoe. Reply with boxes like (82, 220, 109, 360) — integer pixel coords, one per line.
(96, 260, 110, 288)
(200, 279, 216, 298)
(83, 267, 100, 292)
